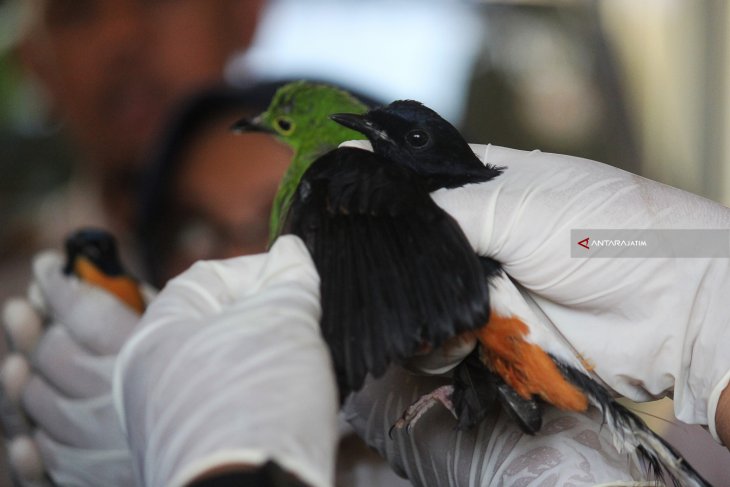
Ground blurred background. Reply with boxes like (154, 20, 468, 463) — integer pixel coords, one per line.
(0, 0, 729, 485)
(4, 0, 729, 208)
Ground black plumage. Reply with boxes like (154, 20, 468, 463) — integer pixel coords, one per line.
(284, 147, 495, 397)
(331, 100, 502, 192)
(64, 228, 125, 277)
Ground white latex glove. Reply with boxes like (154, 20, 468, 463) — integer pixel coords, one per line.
(344, 366, 649, 487)
(430, 144, 730, 441)
(0, 250, 143, 486)
(113, 235, 339, 487)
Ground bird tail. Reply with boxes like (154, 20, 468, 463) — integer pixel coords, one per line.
(452, 350, 543, 433)
(556, 362, 710, 487)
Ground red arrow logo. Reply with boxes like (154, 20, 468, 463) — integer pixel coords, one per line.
(577, 237, 590, 249)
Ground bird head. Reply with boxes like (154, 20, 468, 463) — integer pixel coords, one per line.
(64, 228, 125, 277)
(231, 80, 368, 151)
(331, 100, 503, 189)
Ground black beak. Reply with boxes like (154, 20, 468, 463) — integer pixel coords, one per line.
(331, 112, 394, 144)
(330, 113, 377, 137)
(230, 115, 275, 134)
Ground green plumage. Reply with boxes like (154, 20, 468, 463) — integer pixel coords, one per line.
(241, 81, 369, 243)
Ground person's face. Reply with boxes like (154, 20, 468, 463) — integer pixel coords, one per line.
(20, 0, 264, 172)
(162, 120, 293, 282)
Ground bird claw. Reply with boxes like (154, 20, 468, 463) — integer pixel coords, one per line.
(389, 385, 457, 438)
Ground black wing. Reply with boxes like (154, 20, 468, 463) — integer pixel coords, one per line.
(284, 147, 491, 396)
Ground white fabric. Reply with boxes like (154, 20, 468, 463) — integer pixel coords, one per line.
(113, 235, 339, 487)
(429, 144, 730, 439)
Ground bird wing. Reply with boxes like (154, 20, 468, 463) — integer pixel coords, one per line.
(285, 148, 491, 395)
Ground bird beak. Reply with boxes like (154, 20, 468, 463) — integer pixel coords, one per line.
(330, 113, 375, 136)
(331, 113, 393, 144)
(230, 115, 275, 134)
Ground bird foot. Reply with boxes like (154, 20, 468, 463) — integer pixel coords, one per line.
(390, 385, 457, 436)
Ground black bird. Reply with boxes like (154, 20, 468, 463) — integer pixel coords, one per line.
(284, 146, 496, 398)
(326, 100, 709, 486)
(64, 228, 145, 314)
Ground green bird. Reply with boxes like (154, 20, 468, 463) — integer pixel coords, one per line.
(231, 80, 369, 244)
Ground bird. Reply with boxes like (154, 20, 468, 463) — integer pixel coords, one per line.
(232, 83, 509, 411)
(301, 99, 706, 486)
(64, 228, 145, 314)
(283, 146, 497, 398)
(230, 80, 370, 244)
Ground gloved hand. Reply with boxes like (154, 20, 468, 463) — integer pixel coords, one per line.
(428, 144, 730, 442)
(2, 235, 340, 487)
(1, 250, 143, 486)
(113, 235, 339, 487)
(344, 366, 648, 487)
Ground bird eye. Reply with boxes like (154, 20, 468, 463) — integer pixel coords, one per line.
(406, 129, 430, 148)
(275, 117, 295, 135)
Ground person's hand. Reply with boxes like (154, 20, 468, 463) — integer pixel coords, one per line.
(0, 250, 143, 486)
(113, 235, 339, 487)
(344, 366, 647, 486)
(429, 144, 730, 442)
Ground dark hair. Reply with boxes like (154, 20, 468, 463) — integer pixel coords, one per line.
(136, 81, 286, 285)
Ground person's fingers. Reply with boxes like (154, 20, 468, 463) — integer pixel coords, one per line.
(33, 325, 114, 398)
(34, 430, 134, 487)
(22, 376, 125, 450)
(1, 354, 31, 404)
(30, 252, 70, 314)
(27, 282, 46, 316)
(3, 298, 43, 354)
(7, 435, 45, 484)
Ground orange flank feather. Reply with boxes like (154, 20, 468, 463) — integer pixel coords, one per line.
(474, 315, 588, 412)
(74, 257, 146, 314)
